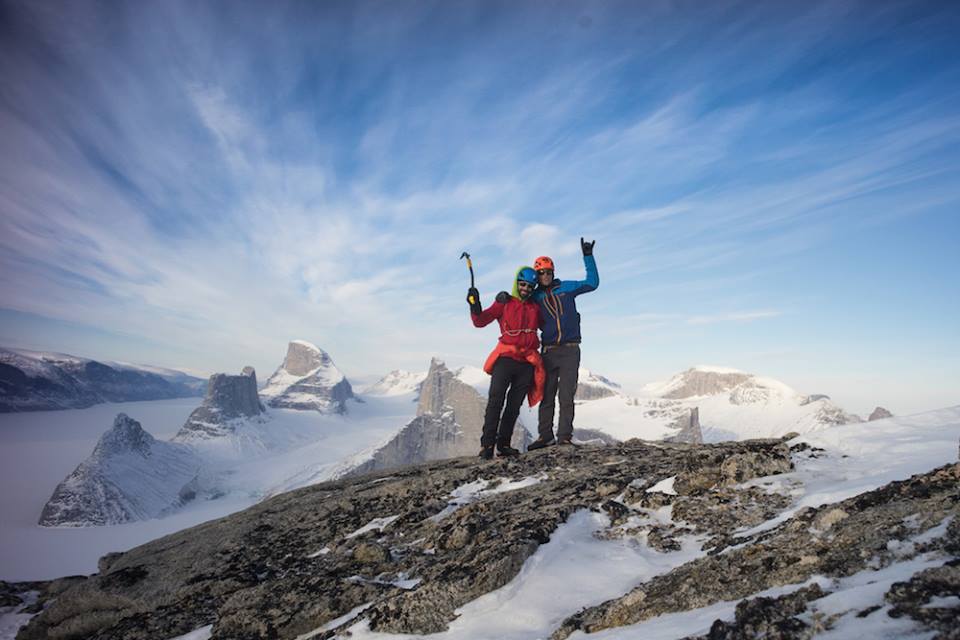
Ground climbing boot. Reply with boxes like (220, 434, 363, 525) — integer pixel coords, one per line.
(527, 437, 556, 451)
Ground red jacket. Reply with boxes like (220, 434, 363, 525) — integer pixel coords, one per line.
(471, 296, 541, 353)
(472, 295, 545, 407)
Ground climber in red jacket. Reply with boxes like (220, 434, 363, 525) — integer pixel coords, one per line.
(468, 266, 546, 459)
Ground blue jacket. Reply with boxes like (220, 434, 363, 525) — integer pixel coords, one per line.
(532, 255, 599, 346)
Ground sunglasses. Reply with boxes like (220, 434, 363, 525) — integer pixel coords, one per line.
(517, 281, 535, 288)
(536, 269, 554, 276)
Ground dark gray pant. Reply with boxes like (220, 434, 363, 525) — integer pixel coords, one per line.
(538, 344, 580, 441)
(482, 356, 534, 448)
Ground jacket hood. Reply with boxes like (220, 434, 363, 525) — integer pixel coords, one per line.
(511, 265, 535, 300)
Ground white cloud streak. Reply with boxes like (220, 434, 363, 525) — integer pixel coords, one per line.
(0, 0, 957, 417)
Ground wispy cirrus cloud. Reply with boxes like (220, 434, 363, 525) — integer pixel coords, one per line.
(1, 0, 958, 414)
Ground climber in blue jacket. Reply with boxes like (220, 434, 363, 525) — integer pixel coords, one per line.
(528, 237, 599, 450)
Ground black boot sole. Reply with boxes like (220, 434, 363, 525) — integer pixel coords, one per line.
(527, 440, 556, 451)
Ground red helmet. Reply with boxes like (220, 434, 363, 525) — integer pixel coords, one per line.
(533, 256, 555, 272)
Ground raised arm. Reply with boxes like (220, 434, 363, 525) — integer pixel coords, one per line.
(566, 238, 599, 295)
(580, 254, 599, 292)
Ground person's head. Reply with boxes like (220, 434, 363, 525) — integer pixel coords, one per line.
(533, 256, 555, 287)
(514, 266, 537, 300)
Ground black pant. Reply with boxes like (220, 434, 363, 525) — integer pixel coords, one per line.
(482, 356, 534, 448)
(538, 344, 580, 441)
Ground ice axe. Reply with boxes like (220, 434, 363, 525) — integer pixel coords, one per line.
(460, 251, 478, 308)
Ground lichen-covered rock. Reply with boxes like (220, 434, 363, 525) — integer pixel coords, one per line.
(673, 440, 793, 495)
(551, 463, 960, 639)
(886, 562, 960, 638)
(353, 543, 390, 564)
(693, 584, 826, 639)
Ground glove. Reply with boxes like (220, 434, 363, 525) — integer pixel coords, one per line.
(467, 288, 482, 315)
(581, 237, 596, 256)
(495, 291, 511, 303)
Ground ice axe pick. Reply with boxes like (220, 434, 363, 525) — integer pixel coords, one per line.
(460, 251, 476, 305)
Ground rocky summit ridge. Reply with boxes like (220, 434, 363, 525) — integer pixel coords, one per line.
(12, 432, 959, 640)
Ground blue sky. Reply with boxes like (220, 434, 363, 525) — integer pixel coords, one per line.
(1, 0, 958, 414)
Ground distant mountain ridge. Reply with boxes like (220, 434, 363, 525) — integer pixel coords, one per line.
(565, 365, 877, 445)
(361, 369, 426, 397)
(30, 346, 889, 531)
(0, 347, 205, 412)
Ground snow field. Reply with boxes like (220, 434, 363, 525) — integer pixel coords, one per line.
(738, 406, 960, 538)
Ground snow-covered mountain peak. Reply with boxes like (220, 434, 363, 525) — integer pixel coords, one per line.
(641, 366, 806, 404)
(93, 413, 155, 458)
(691, 364, 746, 374)
(646, 366, 756, 400)
(261, 342, 354, 413)
(362, 370, 426, 396)
(40, 413, 199, 527)
(576, 365, 871, 443)
(576, 368, 623, 401)
(271, 340, 343, 381)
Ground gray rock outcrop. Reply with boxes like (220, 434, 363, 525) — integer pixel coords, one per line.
(664, 407, 704, 444)
(17, 439, 958, 640)
(869, 406, 894, 421)
(350, 359, 528, 475)
(662, 368, 753, 399)
(38, 414, 199, 527)
(260, 341, 355, 413)
(173, 368, 265, 441)
(814, 402, 864, 426)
